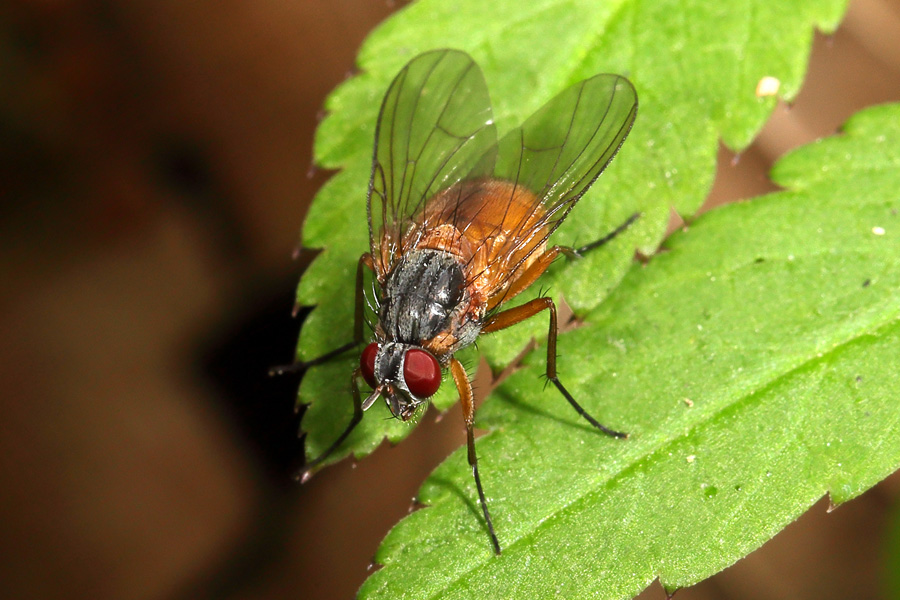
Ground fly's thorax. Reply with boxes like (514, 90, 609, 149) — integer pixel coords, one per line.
(379, 249, 471, 347)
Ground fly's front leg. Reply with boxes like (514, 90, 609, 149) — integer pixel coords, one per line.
(298, 368, 366, 483)
(451, 358, 501, 555)
(482, 298, 627, 439)
(270, 252, 376, 376)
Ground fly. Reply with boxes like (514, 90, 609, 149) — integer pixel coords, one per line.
(275, 49, 638, 554)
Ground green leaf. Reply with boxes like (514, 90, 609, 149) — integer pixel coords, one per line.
(296, 0, 848, 470)
(358, 103, 900, 598)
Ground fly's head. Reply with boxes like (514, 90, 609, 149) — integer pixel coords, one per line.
(359, 341, 442, 420)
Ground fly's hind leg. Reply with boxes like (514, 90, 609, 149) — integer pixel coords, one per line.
(565, 212, 640, 259)
(269, 252, 376, 376)
(451, 358, 501, 555)
(483, 298, 627, 438)
(486, 213, 640, 311)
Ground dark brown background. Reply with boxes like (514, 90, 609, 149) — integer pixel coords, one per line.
(2, 1, 900, 599)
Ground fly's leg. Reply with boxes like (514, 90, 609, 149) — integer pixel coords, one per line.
(479, 212, 638, 434)
(451, 357, 501, 555)
(298, 369, 365, 483)
(486, 213, 640, 311)
(482, 297, 627, 438)
(271, 252, 376, 482)
(269, 252, 376, 376)
(566, 211, 640, 258)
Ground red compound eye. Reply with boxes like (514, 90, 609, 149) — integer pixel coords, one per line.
(403, 348, 441, 398)
(360, 343, 378, 388)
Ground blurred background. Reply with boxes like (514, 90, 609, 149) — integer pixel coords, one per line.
(2, 1, 900, 599)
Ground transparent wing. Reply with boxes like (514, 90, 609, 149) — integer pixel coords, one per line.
(462, 74, 638, 289)
(367, 49, 497, 275)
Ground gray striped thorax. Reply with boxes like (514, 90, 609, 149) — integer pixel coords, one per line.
(378, 248, 470, 348)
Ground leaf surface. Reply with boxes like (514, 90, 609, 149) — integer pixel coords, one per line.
(296, 0, 847, 478)
(359, 102, 900, 598)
